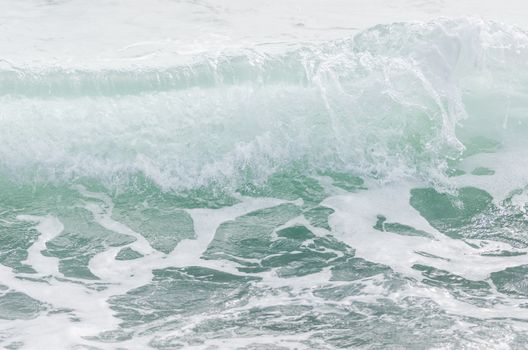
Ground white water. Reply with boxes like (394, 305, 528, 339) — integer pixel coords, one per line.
(3, 1, 528, 349)
(3, 0, 528, 69)
(2, 17, 528, 191)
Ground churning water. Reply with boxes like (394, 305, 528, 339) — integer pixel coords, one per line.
(1, 1, 528, 349)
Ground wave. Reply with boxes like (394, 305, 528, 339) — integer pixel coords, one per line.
(1, 18, 527, 191)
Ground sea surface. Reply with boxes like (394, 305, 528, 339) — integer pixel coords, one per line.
(1, 1, 528, 349)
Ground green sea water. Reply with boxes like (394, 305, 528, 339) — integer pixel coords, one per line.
(1, 16, 528, 350)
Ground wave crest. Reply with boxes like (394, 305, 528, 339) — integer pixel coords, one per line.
(1, 18, 527, 191)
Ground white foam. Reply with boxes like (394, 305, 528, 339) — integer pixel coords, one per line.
(17, 215, 62, 276)
(324, 183, 528, 321)
(3, 0, 528, 70)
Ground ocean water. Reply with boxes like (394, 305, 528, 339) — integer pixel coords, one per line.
(2, 1, 528, 349)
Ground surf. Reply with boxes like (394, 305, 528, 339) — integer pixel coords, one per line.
(1, 15, 528, 350)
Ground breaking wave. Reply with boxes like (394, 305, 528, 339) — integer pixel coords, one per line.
(1, 18, 527, 191)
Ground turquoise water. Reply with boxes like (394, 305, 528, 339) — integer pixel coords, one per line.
(2, 6, 528, 350)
